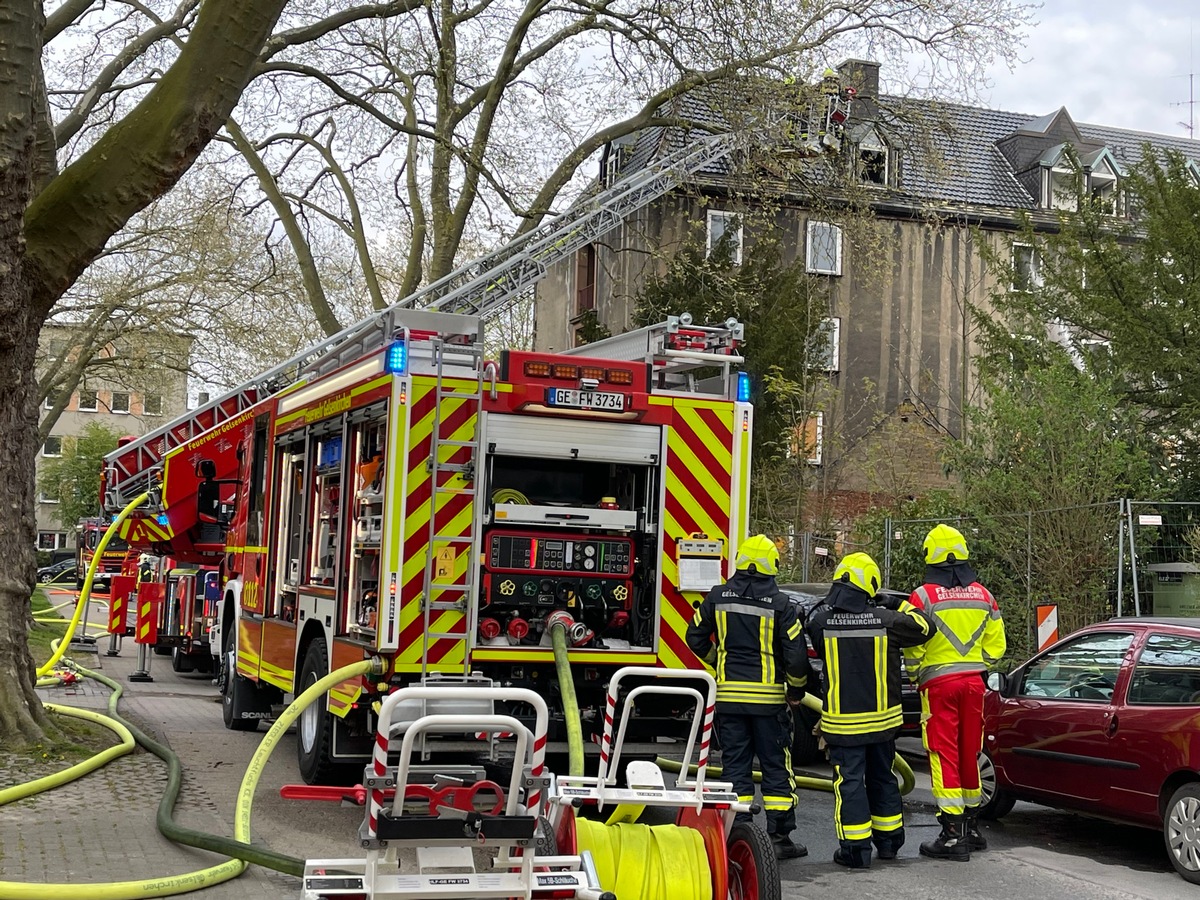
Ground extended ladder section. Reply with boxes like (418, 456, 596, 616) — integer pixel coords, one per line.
(419, 337, 485, 681)
(103, 132, 742, 515)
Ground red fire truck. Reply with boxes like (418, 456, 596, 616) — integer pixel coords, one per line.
(104, 309, 751, 782)
(76, 516, 131, 592)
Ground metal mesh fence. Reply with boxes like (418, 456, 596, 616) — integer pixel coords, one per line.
(878, 502, 1125, 662)
(1125, 502, 1200, 618)
(777, 531, 875, 584)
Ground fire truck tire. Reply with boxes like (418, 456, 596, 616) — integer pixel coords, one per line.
(221, 629, 260, 732)
(297, 637, 353, 785)
(172, 647, 195, 672)
(154, 645, 173, 656)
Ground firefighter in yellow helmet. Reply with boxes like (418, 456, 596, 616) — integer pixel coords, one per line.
(805, 552, 933, 867)
(686, 534, 810, 860)
(905, 524, 1006, 861)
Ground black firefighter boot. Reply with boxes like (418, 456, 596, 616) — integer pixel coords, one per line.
(964, 810, 988, 851)
(919, 814, 970, 862)
(771, 832, 808, 860)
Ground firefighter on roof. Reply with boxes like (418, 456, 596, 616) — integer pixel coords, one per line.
(686, 534, 810, 860)
(805, 552, 933, 868)
(905, 524, 1007, 861)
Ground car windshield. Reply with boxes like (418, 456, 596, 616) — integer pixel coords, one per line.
(1019, 631, 1133, 701)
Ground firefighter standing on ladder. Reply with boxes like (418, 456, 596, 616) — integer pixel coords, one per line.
(805, 552, 933, 868)
(686, 534, 810, 860)
(905, 524, 1007, 861)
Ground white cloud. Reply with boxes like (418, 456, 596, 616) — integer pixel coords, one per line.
(981, 0, 1198, 138)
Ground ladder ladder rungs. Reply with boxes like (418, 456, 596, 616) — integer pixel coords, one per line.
(435, 439, 479, 448)
(428, 583, 472, 592)
(432, 535, 474, 544)
(425, 632, 466, 641)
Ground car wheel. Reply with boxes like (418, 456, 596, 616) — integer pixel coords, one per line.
(1164, 782, 1200, 884)
(790, 707, 823, 766)
(977, 749, 1016, 820)
(39, 573, 51, 583)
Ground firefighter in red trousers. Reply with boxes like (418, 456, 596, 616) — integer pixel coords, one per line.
(806, 552, 933, 868)
(905, 524, 1007, 861)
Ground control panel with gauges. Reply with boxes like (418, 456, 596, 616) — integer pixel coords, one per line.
(478, 529, 636, 647)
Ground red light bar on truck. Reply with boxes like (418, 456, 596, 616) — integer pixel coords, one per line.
(506, 351, 648, 393)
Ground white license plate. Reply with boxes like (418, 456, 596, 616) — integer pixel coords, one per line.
(546, 388, 625, 411)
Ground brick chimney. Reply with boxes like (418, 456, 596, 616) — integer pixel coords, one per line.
(837, 59, 880, 100)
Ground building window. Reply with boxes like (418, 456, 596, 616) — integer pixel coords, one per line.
(110, 391, 130, 414)
(38, 490, 59, 504)
(38, 532, 67, 550)
(1011, 243, 1041, 292)
(806, 221, 842, 276)
(788, 413, 824, 466)
(77, 389, 98, 412)
(43, 388, 63, 411)
(1047, 166, 1078, 211)
(42, 436, 62, 457)
(811, 317, 841, 371)
(706, 210, 743, 264)
(576, 245, 596, 315)
(144, 393, 163, 416)
(1089, 166, 1119, 215)
(858, 132, 888, 185)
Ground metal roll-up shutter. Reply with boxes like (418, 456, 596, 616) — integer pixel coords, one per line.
(483, 414, 660, 464)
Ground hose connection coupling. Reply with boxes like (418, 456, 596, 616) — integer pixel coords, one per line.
(367, 655, 388, 676)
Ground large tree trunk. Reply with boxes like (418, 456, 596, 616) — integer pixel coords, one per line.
(0, 0, 52, 747)
(0, 0, 288, 744)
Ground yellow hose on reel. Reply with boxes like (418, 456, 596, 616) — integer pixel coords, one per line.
(575, 818, 713, 900)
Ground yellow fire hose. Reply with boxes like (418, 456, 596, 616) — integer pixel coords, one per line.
(37, 492, 148, 678)
(5, 501, 383, 898)
(549, 621, 585, 778)
(654, 694, 917, 796)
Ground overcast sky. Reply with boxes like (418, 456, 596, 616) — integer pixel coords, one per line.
(977, 0, 1198, 139)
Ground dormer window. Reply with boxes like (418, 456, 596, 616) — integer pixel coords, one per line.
(858, 131, 888, 186)
(1048, 165, 1078, 211)
(1088, 157, 1119, 215)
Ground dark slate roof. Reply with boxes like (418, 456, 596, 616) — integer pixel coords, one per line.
(616, 89, 1200, 212)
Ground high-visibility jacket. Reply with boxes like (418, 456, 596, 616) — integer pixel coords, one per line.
(903, 581, 1006, 688)
(686, 571, 808, 713)
(805, 586, 933, 744)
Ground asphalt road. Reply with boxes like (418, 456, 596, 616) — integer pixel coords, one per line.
(39, 588, 1198, 899)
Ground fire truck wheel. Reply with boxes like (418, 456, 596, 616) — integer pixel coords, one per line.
(297, 636, 353, 785)
(221, 628, 259, 732)
(154, 645, 173, 656)
(171, 647, 195, 673)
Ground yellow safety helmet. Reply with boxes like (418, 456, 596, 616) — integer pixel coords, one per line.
(833, 552, 881, 597)
(734, 534, 780, 577)
(923, 524, 969, 565)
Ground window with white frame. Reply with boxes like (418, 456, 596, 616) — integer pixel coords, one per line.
(143, 393, 163, 416)
(38, 489, 59, 504)
(1011, 243, 1041, 292)
(42, 436, 62, 457)
(806, 222, 842, 275)
(38, 532, 67, 550)
(1048, 165, 1078, 211)
(77, 389, 98, 412)
(110, 391, 130, 414)
(811, 317, 841, 371)
(1089, 158, 1119, 215)
(706, 210, 743, 264)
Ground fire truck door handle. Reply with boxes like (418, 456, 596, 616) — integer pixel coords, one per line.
(547, 513, 589, 521)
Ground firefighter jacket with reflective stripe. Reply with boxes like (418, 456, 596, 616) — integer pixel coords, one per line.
(686, 572, 808, 714)
(805, 585, 933, 746)
(903, 581, 1006, 688)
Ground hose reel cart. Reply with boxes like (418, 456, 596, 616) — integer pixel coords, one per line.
(300, 667, 780, 899)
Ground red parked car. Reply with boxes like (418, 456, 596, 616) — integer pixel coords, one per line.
(979, 618, 1200, 884)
